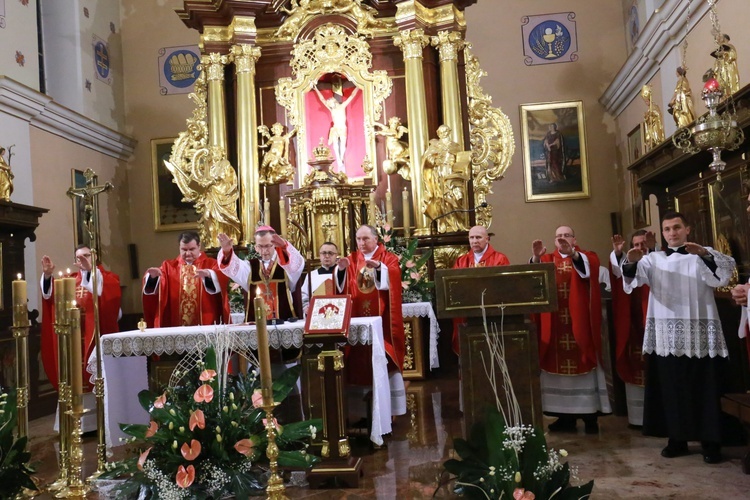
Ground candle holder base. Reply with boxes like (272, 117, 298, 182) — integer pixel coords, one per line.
(306, 456, 364, 489)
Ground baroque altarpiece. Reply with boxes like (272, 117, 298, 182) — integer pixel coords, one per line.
(168, 0, 513, 269)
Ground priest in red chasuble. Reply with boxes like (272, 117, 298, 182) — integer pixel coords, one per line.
(452, 225, 510, 353)
(216, 226, 304, 322)
(143, 231, 229, 328)
(334, 225, 405, 389)
(610, 230, 653, 427)
(40, 245, 121, 390)
(531, 225, 611, 433)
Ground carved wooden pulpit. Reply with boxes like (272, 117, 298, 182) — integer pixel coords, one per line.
(435, 263, 557, 431)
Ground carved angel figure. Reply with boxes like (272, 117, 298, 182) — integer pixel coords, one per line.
(258, 123, 296, 185)
(165, 145, 241, 246)
(422, 125, 470, 233)
(374, 116, 411, 180)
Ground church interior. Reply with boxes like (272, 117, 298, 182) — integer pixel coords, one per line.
(2, 0, 750, 498)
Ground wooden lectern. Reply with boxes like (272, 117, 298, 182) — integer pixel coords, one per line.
(435, 263, 557, 431)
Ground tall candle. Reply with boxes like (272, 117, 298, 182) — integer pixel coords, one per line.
(263, 199, 271, 225)
(54, 277, 64, 321)
(385, 191, 394, 227)
(62, 276, 76, 314)
(254, 288, 273, 404)
(368, 191, 376, 226)
(279, 198, 288, 238)
(12, 274, 27, 326)
(402, 188, 411, 238)
(69, 306, 83, 413)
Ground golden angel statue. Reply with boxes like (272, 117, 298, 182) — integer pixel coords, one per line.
(0, 147, 14, 202)
(258, 123, 296, 185)
(641, 84, 665, 152)
(422, 125, 470, 233)
(668, 66, 695, 128)
(374, 116, 411, 180)
(164, 145, 241, 246)
(711, 34, 740, 99)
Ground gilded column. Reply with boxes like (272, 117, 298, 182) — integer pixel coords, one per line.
(394, 29, 430, 235)
(203, 53, 230, 151)
(231, 44, 261, 245)
(431, 31, 466, 149)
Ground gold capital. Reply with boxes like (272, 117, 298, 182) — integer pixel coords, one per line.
(203, 53, 229, 82)
(393, 29, 429, 60)
(230, 44, 261, 74)
(431, 30, 465, 62)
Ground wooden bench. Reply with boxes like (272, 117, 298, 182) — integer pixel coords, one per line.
(721, 393, 750, 474)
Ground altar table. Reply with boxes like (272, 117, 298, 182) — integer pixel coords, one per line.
(87, 317, 403, 447)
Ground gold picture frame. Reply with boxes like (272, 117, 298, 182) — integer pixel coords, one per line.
(631, 172, 650, 229)
(71, 169, 101, 254)
(151, 137, 200, 232)
(520, 100, 589, 202)
(627, 123, 644, 165)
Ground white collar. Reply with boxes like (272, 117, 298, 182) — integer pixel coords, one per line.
(473, 246, 488, 262)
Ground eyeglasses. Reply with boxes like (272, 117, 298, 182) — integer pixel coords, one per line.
(555, 233, 574, 239)
(76, 253, 92, 259)
(319, 251, 337, 256)
(255, 244, 274, 250)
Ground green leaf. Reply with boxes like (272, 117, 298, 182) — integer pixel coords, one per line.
(272, 364, 302, 403)
(120, 423, 149, 439)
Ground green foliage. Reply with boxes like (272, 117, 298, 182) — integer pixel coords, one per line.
(0, 388, 37, 497)
(102, 348, 321, 498)
(444, 406, 593, 500)
(377, 223, 434, 303)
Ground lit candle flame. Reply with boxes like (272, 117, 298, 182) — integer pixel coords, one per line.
(256, 286, 261, 297)
(58, 271, 63, 278)
(66, 268, 71, 275)
(16, 273, 21, 280)
(72, 300, 77, 307)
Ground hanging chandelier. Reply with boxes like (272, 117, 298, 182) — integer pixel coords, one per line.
(671, 0, 744, 180)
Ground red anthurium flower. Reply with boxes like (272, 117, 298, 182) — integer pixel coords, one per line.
(410, 271, 420, 280)
(145, 420, 158, 438)
(176, 464, 196, 488)
(405, 260, 416, 268)
(251, 389, 263, 408)
(189, 409, 205, 431)
(137, 447, 152, 471)
(194, 384, 214, 403)
(383, 234, 391, 243)
(180, 439, 201, 461)
(199, 369, 217, 382)
(153, 393, 166, 409)
(234, 438, 255, 456)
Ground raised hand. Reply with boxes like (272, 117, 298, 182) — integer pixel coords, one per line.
(336, 257, 350, 270)
(626, 248, 644, 263)
(531, 239, 546, 263)
(730, 283, 750, 306)
(196, 269, 211, 279)
(556, 237, 573, 255)
(612, 234, 625, 256)
(365, 259, 381, 269)
(146, 267, 162, 278)
(270, 233, 287, 248)
(41, 255, 55, 277)
(217, 233, 233, 254)
(684, 242, 708, 256)
(645, 230, 657, 250)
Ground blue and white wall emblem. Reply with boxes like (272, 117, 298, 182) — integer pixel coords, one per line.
(158, 46, 200, 95)
(521, 13, 578, 66)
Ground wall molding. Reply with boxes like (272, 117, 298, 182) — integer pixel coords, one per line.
(0, 76, 136, 161)
(599, 0, 711, 117)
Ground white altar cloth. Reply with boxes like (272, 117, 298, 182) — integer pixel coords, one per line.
(87, 317, 402, 447)
(402, 302, 441, 370)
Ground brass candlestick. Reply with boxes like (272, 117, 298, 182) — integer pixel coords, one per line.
(261, 401, 288, 500)
(11, 275, 30, 441)
(88, 248, 108, 479)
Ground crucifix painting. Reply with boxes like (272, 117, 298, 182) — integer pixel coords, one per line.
(305, 73, 366, 179)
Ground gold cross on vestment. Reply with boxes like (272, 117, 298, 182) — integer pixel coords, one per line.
(633, 370, 645, 386)
(557, 261, 572, 273)
(559, 309, 571, 325)
(561, 359, 577, 374)
(559, 333, 575, 350)
(558, 282, 570, 299)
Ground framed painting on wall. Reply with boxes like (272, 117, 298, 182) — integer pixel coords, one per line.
(631, 172, 650, 229)
(627, 124, 643, 164)
(151, 138, 200, 232)
(71, 169, 101, 255)
(520, 100, 589, 202)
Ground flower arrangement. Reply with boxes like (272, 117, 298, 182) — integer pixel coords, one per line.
(0, 388, 37, 498)
(227, 282, 245, 314)
(441, 304, 594, 499)
(102, 344, 321, 499)
(376, 222, 433, 303)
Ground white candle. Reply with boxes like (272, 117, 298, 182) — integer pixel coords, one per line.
(402, 188, 411, 238)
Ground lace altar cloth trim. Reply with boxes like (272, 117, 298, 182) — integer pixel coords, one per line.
(402, 301, 441, 369)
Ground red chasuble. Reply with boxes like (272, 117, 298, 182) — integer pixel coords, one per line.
(142, 253, 230, 328)
(610, 268, 649, 386)
(451, 244, 510, 353)
(41, 266, 121, 390)
(537, 248, 602, 375)
(341, 243, 404, 385)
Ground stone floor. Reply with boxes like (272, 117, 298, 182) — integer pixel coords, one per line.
(26, 370, 750, 499)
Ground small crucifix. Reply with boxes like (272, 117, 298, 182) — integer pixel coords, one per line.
(67, 168, 114, 248)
